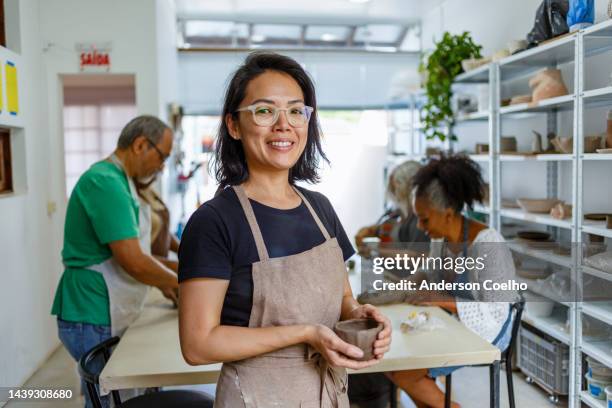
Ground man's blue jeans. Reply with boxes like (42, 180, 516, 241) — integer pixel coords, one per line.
(57, 318, 112, 408)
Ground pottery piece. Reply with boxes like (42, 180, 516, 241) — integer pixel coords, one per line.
(532, 130, 543, 153)
(584, 213, 612, 221)
(516, 198, 562, 213)
(551, 136, 573, 153)
(508, 39, 528, 54)
(501, 136, 518, 152)
(509, 94, 532, 105)
(334, 318, 383, 361)
(597, 148, 612, 154)
(492, 49, 511, 61)
(585, 135, 605, 153)
(529, 68, 568, 103)
(502, 198, 521, 209)
(475, 143, 489, 154)
(550, 203, 572, 220)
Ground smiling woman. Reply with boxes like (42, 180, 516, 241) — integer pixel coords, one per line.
(177, 52, 392, 407)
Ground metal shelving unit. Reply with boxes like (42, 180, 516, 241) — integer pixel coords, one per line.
(449, 20, 612, 408)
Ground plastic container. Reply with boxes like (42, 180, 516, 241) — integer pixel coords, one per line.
(605, 385, 612, 408)
(585, 372, 612, 400)
(587, 356, 612, 378)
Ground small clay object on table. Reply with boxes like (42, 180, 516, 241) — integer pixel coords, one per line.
(334, 319, 383, 361)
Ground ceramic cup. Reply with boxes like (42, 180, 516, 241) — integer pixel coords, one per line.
(334, 318, 383, 361)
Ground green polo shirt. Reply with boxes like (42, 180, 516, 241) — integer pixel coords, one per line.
(51, 160, 139, 326)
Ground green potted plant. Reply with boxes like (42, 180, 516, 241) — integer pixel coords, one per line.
(419, 32, 482, 141)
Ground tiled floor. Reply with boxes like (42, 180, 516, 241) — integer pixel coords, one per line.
(7, 345, 566, 408)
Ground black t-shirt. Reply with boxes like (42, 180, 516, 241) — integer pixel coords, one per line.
(178, 186, 355, 327)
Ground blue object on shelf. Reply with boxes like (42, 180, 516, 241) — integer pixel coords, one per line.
(567, 0, 594, 31)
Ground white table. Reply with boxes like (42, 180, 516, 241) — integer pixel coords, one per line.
(100, 291, 501, 407)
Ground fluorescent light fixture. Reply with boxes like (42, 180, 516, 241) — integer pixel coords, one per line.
(251, 34, 266, 42)
(321, 33, 337, 42)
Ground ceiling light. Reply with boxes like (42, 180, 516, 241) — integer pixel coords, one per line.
(251, 34, 266, 42)
(321, 33, 337, 42)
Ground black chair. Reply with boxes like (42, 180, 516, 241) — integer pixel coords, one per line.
(444, 300, 525, 408)
(78, 336, 214, 408)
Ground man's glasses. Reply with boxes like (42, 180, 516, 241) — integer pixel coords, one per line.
(235, 104, 314, 127)
(145, 138, 170, 162)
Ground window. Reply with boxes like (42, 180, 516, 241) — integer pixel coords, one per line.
(63, 104, 136, 194)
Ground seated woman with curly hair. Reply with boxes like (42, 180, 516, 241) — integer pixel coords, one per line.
(386, 154, 517, 408)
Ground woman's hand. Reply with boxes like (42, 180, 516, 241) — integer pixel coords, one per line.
(346, 304, 392, 360)
(306, 324, 381, 370)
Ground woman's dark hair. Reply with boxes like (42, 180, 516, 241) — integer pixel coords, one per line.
(412, 154, 485, 213)
(214, 52, 328, 188)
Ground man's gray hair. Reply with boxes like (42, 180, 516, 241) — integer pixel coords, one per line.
(117, 115, 170, 149)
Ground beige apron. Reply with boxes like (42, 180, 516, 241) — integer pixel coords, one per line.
(88, 154, 151, 337)
(214, 185, 350, 408)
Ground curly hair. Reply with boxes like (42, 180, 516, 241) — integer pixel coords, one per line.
(214, 52, 328, 188)
(412, 154, 485, 213)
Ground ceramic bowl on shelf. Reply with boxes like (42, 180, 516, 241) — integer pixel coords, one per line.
(517, 198, 562, 214)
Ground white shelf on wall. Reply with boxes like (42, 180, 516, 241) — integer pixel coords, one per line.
(582, 339, 612, 369)
(498, 34, 577, 80)
(582, 302, 612, 327)
(499, 153, 574, 161)
(507, 240, 573, 269)
(456, 111, 489, 122)
(499, 94, 575, 115)
(582, 221, 612, 239)
(582, 265, 612, 284)
(583, 19, 612, 57)
(582, 86, 612, 105)
(580, 391, 606, 408)
(582, 154, 612, 161)
(522, 312, 570, 345)
(454, 64, 491, 83)
(500, 208, 573, 229)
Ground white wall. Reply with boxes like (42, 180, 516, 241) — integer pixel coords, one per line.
(178, 51, 420, 113)
(0, 0, 179, 390)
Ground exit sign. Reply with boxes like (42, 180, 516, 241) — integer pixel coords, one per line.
(76, 43, 111, 72)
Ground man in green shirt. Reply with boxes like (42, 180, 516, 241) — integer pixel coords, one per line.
(51, 115, 178, 408)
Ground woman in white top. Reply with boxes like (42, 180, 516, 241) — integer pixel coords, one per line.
(387, 154, 516, 408)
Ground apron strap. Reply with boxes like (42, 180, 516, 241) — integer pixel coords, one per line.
(292, 187, 331, 240)
(233, 185, 270, 261)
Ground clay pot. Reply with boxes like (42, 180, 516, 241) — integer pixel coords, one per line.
(475, 143, 489, 154)
(334, 319, 383, 361)
(550, 203, 572, 220)
(501, 136, 518, 152)
(585, 135, 605, 153)
(551, 136, 573, 153)
(529, 69, 568, 103)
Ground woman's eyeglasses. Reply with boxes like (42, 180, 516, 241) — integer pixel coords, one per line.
(235, 104, 314, 127)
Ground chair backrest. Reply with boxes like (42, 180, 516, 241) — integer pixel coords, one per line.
(503, 300, 525, 359)
(78, 336, 122, 408)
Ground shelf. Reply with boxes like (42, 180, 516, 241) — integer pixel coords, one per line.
(454, 64, 490, 83)
(499, 94, 575, 115)
(582, 265, 612, 284)
(582, 302, 612, 327)
(582, 221, 612, 239)
(580, 391, 606, 408)
(583, 19, 612, 58)
(582, 339, 612, 369)
(499, 153, 573, 161)
(501, 208, 573, 229)
(583, 153, 612, 161)
(582, 86, 612, 107)
(456, 111, 489, 122)
(499, 34, 576, 80)
(522, 312, 570, 345)
(507, 240, 573, 269)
